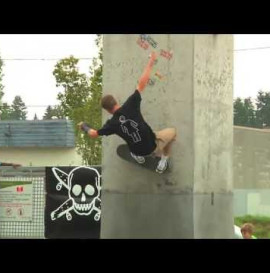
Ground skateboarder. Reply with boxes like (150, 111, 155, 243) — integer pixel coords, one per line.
(78, 51, 176, 173)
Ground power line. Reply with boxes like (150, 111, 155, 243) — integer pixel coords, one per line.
(1, 57, 94, 61)
(1, 47, 270, 61)
(234, 46, 270, 51)
(0, 105, 59, 108)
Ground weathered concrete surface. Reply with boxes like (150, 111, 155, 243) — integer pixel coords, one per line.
(101, 35, 234, 238)
(193, 35, 233, 194)
(101, 192, 194, 238)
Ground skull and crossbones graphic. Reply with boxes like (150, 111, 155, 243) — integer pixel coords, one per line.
(50, 166, 101, 222)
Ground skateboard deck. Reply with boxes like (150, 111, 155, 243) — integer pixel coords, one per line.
(116, 144, 169, 173)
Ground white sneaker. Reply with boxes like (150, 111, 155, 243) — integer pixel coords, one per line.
(130, 152, 145, 164)
(156, 158, 168, 173)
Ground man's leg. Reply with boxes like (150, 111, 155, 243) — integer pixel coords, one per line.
(161, 129, 177, 156)
(155, 128, 177, 173)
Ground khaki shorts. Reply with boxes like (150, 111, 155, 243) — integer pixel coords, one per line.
(152, 128, 177, 157)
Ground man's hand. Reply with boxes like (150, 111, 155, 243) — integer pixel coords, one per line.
(77, 122, 84, 131)
(77, 122, 91, 133)
(77, 122, 99, 138)
(149, 51, 157, 66)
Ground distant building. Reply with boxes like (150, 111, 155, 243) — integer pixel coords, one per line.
(0, 120, 82, 166)
(234, 125, 270, 217)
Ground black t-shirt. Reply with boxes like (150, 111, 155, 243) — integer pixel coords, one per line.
(98, 90, 157, 156)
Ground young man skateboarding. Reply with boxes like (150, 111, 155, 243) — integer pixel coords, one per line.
(78, 51, 176, 173)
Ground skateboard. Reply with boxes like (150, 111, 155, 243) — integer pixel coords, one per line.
(116, 144, 169, 174)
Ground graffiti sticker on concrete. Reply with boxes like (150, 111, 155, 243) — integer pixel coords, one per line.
(160, 49, 173, 60)
(137, 37, 149, 50)
(140, 34, 158, 48)
(136, 35, 171, 85)
(154, 70, 166, 81)
(147, 78, 156, 86)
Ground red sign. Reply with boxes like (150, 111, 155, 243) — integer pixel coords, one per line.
(16, 186, 24, 192)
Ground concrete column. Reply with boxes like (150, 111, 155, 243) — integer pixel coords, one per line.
(101, 34, 234, 238)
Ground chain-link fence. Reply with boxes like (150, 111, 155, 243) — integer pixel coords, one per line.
(0, 167, 45, 239)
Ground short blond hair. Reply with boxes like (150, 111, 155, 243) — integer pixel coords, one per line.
(241, 223, 254, 234)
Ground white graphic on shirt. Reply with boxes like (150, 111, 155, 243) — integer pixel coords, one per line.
(119, 115, 141, 143)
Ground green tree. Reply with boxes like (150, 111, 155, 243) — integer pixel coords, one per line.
(43, 105, 65, 120)
(0, 103, 12, 120)
(43, 105, 54, 120)
(234, 97, 246, 126)
(0, 55, 4, 102)
(33, 113, 38, 120)
(53, 105, 65, 119)
(9, 96, 27, 120)
(234, 97, 258, 128)
(82, 35, 102, 165)
(0, 57, 28, 121)
(53, 35, 102, 165)
(244, 97, 257, 127)
(256, 90, 270, 128)
(53, 56, 90, 117)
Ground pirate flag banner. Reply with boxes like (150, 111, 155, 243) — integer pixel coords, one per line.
(45, 166, 101, 238)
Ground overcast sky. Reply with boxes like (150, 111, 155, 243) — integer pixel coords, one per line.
(234, 34, 270, 99)
(0, 34, 98, 119)
(0, 34, 270, 119)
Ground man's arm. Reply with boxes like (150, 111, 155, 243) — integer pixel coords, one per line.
(78, 122, 99, 138)
(137, 51, 157, 93)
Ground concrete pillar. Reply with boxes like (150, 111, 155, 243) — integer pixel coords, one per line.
(101, 34, 234, 238)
